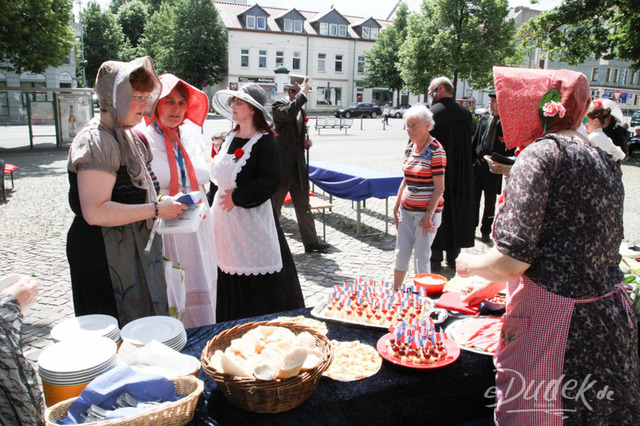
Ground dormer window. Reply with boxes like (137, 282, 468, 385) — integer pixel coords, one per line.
(329, 23, 337, 36)
(284, 18, 303, 33)
(320, 22, 328, 35)
(370, 27, 378, 40)
(339, 24, 347, 37)
(245, 15, 266, 30)
(362, 27, 370, 39)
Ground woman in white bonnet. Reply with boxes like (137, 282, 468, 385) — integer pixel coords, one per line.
(66, 57, 186, 326)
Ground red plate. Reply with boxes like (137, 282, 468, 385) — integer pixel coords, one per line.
(376, 333, 461, 369)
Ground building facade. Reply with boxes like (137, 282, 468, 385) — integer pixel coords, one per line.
(0, 20, 80, 125)
(213, 2, 392, 113)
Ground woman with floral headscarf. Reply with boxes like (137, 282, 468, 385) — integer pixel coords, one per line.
(456, 67, 640, 424)
(67, 57, 186, 326)
(138, 74, 217, 328)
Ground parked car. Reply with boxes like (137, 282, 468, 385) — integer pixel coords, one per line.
(630, 111, 640, 127)
(333, 103, 382, 118)
(389, 104, 411, 118)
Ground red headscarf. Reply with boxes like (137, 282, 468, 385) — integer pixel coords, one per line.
(493, 67, 591, 150)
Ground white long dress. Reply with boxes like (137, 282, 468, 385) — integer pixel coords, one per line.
(142, 122, 217, 328)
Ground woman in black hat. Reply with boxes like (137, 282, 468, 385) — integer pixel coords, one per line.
(210, 84, 304, 321)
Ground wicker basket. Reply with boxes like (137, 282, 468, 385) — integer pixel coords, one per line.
(201, 320, 333, 413)
(44, 375, 204, 426)
(484, 155, 513, 176)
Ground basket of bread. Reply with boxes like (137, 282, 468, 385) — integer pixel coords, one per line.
(200, 320, 333, 413)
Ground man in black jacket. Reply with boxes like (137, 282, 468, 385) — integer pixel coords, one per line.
(471, 93, 513, 243)
(271, 76, 329, 254)
(428, 77, 475, 271)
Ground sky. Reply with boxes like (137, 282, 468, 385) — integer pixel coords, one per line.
(80, 0, 559, 19)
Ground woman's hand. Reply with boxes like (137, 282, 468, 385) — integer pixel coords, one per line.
(462, 281, 506, 306)
(418, 212, 435, 236)
(393, 204, 400, 229)
(1, 275, 38, 313)
(455, 252, 474, 277)
(158, 197, 188, 219)
(219, 189, 235, 212)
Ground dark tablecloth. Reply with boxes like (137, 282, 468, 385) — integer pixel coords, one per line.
(183, 308, 496, 425)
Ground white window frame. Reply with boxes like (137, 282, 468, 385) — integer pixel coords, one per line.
(246, 15, 255, 29)
(320, 22, 328, 35)
(362, 27, 370, 39)
(318, 53, 326, 72)
(292, 52, 301, 70)
(258, 50, 267, 68)
(257, 16, 266, 30)
(284, 18, 293, 32)
(591, 67, 599, 81)
(275, 51, 284, 67)
(241, 49, 249, 68)
(357, 56, 366, 74)
(338, 24, 347, 37)
(294, 20, 303, 33)
(371, 28, 379, 39)
(329, 23, 338, 36)
(335, 54, 343, 72)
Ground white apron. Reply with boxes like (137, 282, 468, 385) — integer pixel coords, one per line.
(210, 131, 282, 275)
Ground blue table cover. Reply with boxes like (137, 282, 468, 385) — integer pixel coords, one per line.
(308, 161, 403, 202)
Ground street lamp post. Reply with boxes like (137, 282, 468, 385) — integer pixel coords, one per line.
(77, 0, 87, 87)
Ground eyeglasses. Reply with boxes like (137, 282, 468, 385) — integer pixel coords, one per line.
(131, 94, 153, 103)
(230, 98, 247, 106)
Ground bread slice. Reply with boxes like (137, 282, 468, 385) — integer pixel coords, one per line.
(277, 347, 308, 379)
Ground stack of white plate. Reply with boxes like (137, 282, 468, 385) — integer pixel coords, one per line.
(120, 316, 187, 351)
(38, 337, 118, 386)
(50, 314, 120, 344)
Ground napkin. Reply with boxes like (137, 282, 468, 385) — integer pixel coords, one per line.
(435, 291, 479, 315)
(118, 340, 200, 378)
(58, 364, 181, 424)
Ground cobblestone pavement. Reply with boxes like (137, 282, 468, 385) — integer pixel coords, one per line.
(2, 117, 640, 368)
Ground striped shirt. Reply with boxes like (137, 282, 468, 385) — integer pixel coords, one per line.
(400, 139, 446, 212)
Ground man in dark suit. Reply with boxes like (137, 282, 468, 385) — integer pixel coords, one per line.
(428, 77, 475, 271)
(471, 93, 513, 243)
(271, 76, 329, 254)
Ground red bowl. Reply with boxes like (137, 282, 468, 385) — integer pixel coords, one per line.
(413, 273, 448, 296)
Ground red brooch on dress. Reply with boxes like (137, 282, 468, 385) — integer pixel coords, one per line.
(233, 148, 244, 163)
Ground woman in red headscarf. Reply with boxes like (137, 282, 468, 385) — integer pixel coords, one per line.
(456, 67, 640, 424)
(138, 74, 217, 328)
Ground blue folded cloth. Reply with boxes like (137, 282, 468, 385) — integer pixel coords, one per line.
(57, 365, 182, 424)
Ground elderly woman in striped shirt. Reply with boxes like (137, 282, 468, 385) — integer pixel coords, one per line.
(393, 104, 446, 290)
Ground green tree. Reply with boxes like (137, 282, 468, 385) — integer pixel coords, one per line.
(399, 0, 518, 95)
(520, 0, 640, 69)
(171, 0, 227, 88)
(82, 2, 125, 86)
(139, 1, 178, 73)
(117, 0, 149, 48)
(142, 0, 227, 88)
(364, 2, 409, 104)
(0, 0, 75, 73)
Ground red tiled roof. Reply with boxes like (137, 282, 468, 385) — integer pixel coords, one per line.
(215, 2, 391, 38)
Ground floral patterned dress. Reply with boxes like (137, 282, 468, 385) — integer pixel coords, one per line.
(492, 131, 640, 424)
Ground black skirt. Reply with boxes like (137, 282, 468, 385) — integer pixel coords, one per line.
(216, 215, 305, 322)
